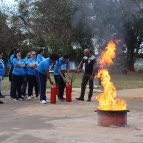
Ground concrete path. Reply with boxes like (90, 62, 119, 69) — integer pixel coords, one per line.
(0, 88, 143, 143)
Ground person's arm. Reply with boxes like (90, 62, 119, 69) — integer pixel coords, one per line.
(90, 60, 96, 80)
(77, 61, 83, 73)
(29, 63, 37, 68)
(58, 69, 67, 82)
(45, 70, 53, 85)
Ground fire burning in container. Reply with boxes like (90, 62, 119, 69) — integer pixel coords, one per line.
(95, 40, 129, 127)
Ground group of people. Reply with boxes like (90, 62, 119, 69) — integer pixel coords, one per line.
(0, 48, 101, 104)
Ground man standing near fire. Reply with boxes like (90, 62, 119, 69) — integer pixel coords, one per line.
(76, 49, 96, 102)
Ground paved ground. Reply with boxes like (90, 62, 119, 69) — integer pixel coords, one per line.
(0, 88, 143, 143)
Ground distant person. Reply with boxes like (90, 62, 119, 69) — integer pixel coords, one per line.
(12, 50, 26, 101)
(27, 51, 39, 100)
(21, 52, 31, 98)
(76, 49, 96, 102)
(7, 48, 19, 99)
(35, 53, 59, 104)
(37, 48, 45, 63)
(54, 54, 71, 101)
(0, 51, 5, 103)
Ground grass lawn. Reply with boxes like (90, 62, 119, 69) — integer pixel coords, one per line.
(2, 71, 143, 91)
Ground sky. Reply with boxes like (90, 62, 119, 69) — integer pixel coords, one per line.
(1, 0, 16, 5)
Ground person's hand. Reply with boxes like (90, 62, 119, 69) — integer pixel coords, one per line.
(50, 80, 54, 85)
(89, 75, 94, 81)
(77, 70, 80, 74)
(63, 77, 67, 83)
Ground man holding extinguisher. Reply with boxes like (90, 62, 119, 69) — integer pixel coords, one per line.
(54, 54, 71, 102)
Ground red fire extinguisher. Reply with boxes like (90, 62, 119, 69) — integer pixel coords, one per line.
(50, 85, 57, 104)
(66, 83, 72, 102)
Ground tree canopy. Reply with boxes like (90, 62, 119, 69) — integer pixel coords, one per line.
(1, 0, 143, 69)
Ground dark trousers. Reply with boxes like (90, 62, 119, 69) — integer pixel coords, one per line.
(54, 74, 66, 98)
(21, 74, 28, 96)
(13, 74, 24, 99)
(35, 70, 46, 101)
(10, 74, 14, 98)
(28, 74, 39, 97)
(80, 74, 93, 99)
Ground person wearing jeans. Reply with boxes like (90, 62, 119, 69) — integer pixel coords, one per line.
(12, 50, 25, 101)
(35, 53, 59, 104)
(76, 49, 96, 102)
(54, 54, 71, 101)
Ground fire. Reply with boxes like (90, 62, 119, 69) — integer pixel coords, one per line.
(96, 40, 127, 110)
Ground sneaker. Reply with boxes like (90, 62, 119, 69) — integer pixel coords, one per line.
(58, 97, 63, 102)
(87, 98, 91, 102)
(21, 95, 25, 98)
(31, 95, 34, 98)
(40, 100, 47, 104)
(35, 96, 39, 100)
(94, 85, 98, 88)
(28, 96, 31, 100)
(18, 97, 24, 101)
(75, 97, 84, 101)
(13, 98, 18, 101)
(46, 100, 50, 103)
(62, 97, 66, 100)
(0, 101, 3, 104)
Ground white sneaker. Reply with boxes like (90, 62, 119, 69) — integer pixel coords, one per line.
(46, 100, 50, 103)
(94, 85, 98, 88)
(31, 95, 34, 98)
(28, 96, 31, 100)
(40, 100, 47, 104)
(35, 96, 39, 100)
(21, 95, 25, 98)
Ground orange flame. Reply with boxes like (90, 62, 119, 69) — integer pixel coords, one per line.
(96, 40, 127, 110)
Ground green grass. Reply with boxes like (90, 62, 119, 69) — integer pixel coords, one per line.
(2, 71, 143, 91)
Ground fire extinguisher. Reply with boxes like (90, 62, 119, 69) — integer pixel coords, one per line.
(66, 83, 71, 102)
(50, 84, 57, 104)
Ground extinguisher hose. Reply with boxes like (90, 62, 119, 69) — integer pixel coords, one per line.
(71, 74, 75, 83)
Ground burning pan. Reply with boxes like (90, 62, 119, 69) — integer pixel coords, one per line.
(95, 109, 130, 127)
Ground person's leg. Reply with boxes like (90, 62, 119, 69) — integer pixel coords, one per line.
(33, 76, 39, 97)
(35, 70, 46, 102)
(88, 77, 94, 101)
(12, 74, 18, 100)
(76, 74, 89, 100)
(10, 74, 14, 98)
(0, 76, 4, 98)
(54, 75, 65, 101)
(28, 75, 33, 100)
(17, 76, 24, 99)
(21, 74, 28, 97)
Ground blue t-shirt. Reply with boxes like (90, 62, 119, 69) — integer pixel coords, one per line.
(36, 58, 52, 75)
(12, 58, 26, 76)
(0, 59, 5, 76)
(37, 54, 45, 63)
(7, 54, 14, 67)
(54, 57, 70, 75)
(27, 58, 38, 75)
